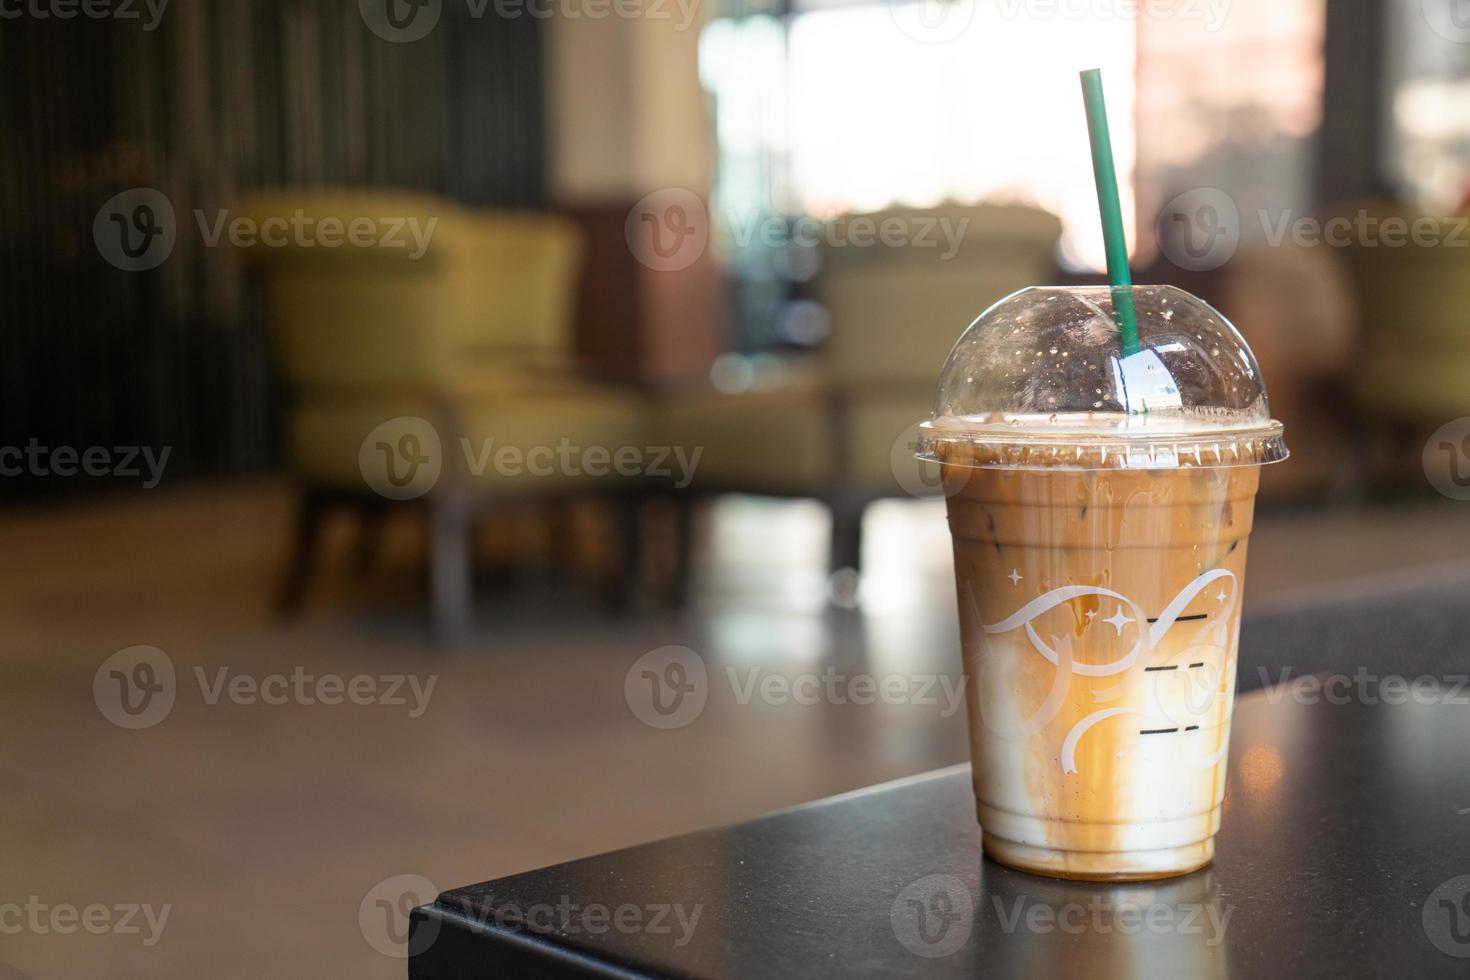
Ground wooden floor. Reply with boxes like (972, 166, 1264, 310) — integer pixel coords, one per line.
(4, 480, 1470, 979)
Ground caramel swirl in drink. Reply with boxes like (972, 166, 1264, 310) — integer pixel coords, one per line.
(915, 284, 1287, 880)
(946, 461, 1257, 880)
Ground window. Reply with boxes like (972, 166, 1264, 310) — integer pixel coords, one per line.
(699, 0, 1325, 342)
(705, 3, 1135, 271)
(1386, 0, 1470, 210)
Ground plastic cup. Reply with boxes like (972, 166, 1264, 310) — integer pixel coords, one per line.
(916, 284, 1287, 881)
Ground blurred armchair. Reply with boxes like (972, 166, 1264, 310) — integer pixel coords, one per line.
(239, 190, 648, 642)
(1330, 201, 1470, 420)
(1220, 241, 1357, 501)
(1323, 200, 1470, 491)
(659, 203, 1062, 573)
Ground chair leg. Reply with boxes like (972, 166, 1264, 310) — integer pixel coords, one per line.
(430, 490, 473, 646)
(668, 494, 697, 608)
(353, 501, 388, 577)
(829, 497, 866, 574)
(276, 489, 327, 615)
(603, 494, 644, 611)
(545, 496, 578, 587)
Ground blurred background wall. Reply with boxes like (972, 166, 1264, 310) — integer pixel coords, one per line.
(1, 2, 547, 499)
(6, 0, 1470, 505)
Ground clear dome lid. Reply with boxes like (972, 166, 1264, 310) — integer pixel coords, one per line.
(916, 285, 1287, 469)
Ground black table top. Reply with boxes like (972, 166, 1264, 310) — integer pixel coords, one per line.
(409, 685, 1470, 979)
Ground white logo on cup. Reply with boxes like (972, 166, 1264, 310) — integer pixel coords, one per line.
(887, 0, 975, 44)
(889, 421, 971, 499)
(93, 645, 176, 730)
(1422, 0, 1470, 43)
(1151, 641, 1228, 726)
(1423, 874, 1470, 958)
(359, 0, 442, 42)
(1424, 418, 1470, 501)
(1157, 188, 1240, 272)
(624, 645, 708, 729)
(625, 189, 709, 272)
(890, 874, 973, 958)
(965, 568, 1238, 770)
(94, 188, 176, 271)
(360, 873, 441, 958)
(360, 417, 442, 500)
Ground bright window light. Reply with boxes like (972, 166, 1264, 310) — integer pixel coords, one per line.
(783, 5, 1135, 271)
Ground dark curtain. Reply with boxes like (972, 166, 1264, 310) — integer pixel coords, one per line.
(0, 0, 545, 502)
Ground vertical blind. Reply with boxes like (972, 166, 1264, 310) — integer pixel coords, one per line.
(0, 1, 544, 502)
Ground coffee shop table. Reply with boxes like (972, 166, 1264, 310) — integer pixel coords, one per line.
(409, 683, 1470, 978)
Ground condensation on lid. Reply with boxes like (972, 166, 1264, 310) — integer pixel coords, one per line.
(914, 285, 1289, 470)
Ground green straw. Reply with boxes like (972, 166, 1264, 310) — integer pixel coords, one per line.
(1079, 68, 1140, 357)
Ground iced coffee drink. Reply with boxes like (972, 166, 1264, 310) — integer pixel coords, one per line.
(918, 285, 1286, 880)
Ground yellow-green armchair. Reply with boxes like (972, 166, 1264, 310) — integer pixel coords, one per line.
(658, 203, 1062, 573)
(239, 190, 647, 641)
